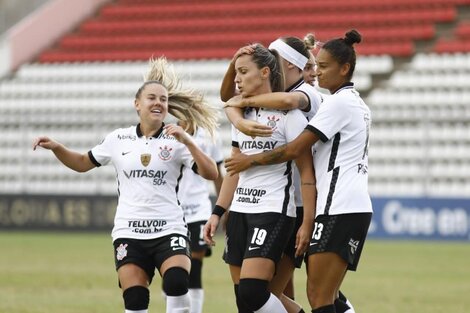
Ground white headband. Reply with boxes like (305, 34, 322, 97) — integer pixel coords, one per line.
(268, 39, 308, 70)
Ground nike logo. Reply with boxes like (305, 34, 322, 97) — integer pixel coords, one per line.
(172, 247, 185, 251)
(122, 151, 131, 156)
(309, 242, 318, 246)
(248, 246, 260, 251)
(198, 240, 207, 246)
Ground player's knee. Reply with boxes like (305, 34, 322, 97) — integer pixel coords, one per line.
(238, 278, 270, 311)
(123, 285, 149, 310)
(162, 267, 189, 296)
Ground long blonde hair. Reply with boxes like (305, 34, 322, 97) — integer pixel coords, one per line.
(145, 57, 219, 137)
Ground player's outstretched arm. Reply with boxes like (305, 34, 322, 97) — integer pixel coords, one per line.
(33, 136, 95, 173)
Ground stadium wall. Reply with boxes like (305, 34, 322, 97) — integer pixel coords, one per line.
(370, 197, 470, 241)
(1, 195, 469, 241)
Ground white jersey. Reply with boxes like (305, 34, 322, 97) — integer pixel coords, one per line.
(287, 79, 323, 207)
(177, 128, 224, 223)
(231, 107, 308, 217)
(306, 83, 373, 216)
(89, 124, 194, 241)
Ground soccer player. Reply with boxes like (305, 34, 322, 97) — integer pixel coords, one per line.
(303, 50, 317, 86)
(144, 57, 225, 313)
(220, 34, 325, 313)
(33, 79, 219, 313)
(224, 29, 372, 313)
(177, 125, 224, 313)
(204, 44, 316, 313)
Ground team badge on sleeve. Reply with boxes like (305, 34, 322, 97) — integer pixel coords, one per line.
(116, 243, 128, 261)
(141, 154, 151, 167)
(158, 146, 173, 161)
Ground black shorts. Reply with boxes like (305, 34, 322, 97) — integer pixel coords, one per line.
(284, 206, 305, 268)
(188, 221, 212, 256)
(307, 213, 372, 271)
(113, 234, 191, 284)
(223, 211, 295, 267)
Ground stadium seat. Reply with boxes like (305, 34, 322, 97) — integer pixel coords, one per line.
(2, 0, 470, 197)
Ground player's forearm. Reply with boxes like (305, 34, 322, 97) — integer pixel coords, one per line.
(215, 172, 238, 209)
(300, 183, 316, 226)
(213, 164, 224, 195)
(224, 106, 244, 128)
(220, 62, 237, 102)
(186, 142, 218, 180)
(249, 143, 299, 166)
(296, 151, 316, 225)
(52, 145, 94, 173)
(242, 92, 299, 110)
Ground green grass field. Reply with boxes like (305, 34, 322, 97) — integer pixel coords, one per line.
(0, 231, 469, 313)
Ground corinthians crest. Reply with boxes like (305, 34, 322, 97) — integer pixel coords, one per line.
(141, 153, 151, 167)
(159, 145, 173, 161)
(267, 115, 280, 131)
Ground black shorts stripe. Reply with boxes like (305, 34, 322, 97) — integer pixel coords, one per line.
(260, 214, 290, 258)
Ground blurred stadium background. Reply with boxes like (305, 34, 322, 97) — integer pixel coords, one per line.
(1, 1, 470, 312)
(0, 0, 469, 240)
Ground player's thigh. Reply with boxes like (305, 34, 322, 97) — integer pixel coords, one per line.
(118, 263, 149, 290)
(160, 254, 191, 276)
(240, 257, 276, 281)
(307, 252, 347, 295)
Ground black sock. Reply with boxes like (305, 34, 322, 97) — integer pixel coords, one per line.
(299, 309, 305, 313)
(334, 298, 350, 313)
(338, 290, 347, 303)
(312, 304, 336, 313)
(188, 258, 202, 288)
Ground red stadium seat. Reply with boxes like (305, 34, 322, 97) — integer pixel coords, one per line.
(37, 0, 467, 61)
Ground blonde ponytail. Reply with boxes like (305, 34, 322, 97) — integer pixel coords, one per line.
(145, 57, 219, 137)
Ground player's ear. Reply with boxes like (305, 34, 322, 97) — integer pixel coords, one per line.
(340, 63, 350, 77)
(134, 99, 141, 115)
(260, 66, 270, 80)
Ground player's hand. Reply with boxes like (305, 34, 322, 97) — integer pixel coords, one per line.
(32, 136, 60, 151)
(224, 95, 244, 108)
(203, 215, 220, 246)
(164, 124, 193, 145)
(224, 153, 252, 176)
(232, 45, 256, 63)
(235, 119, 273, 138)
(295, 223, 313, 257)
